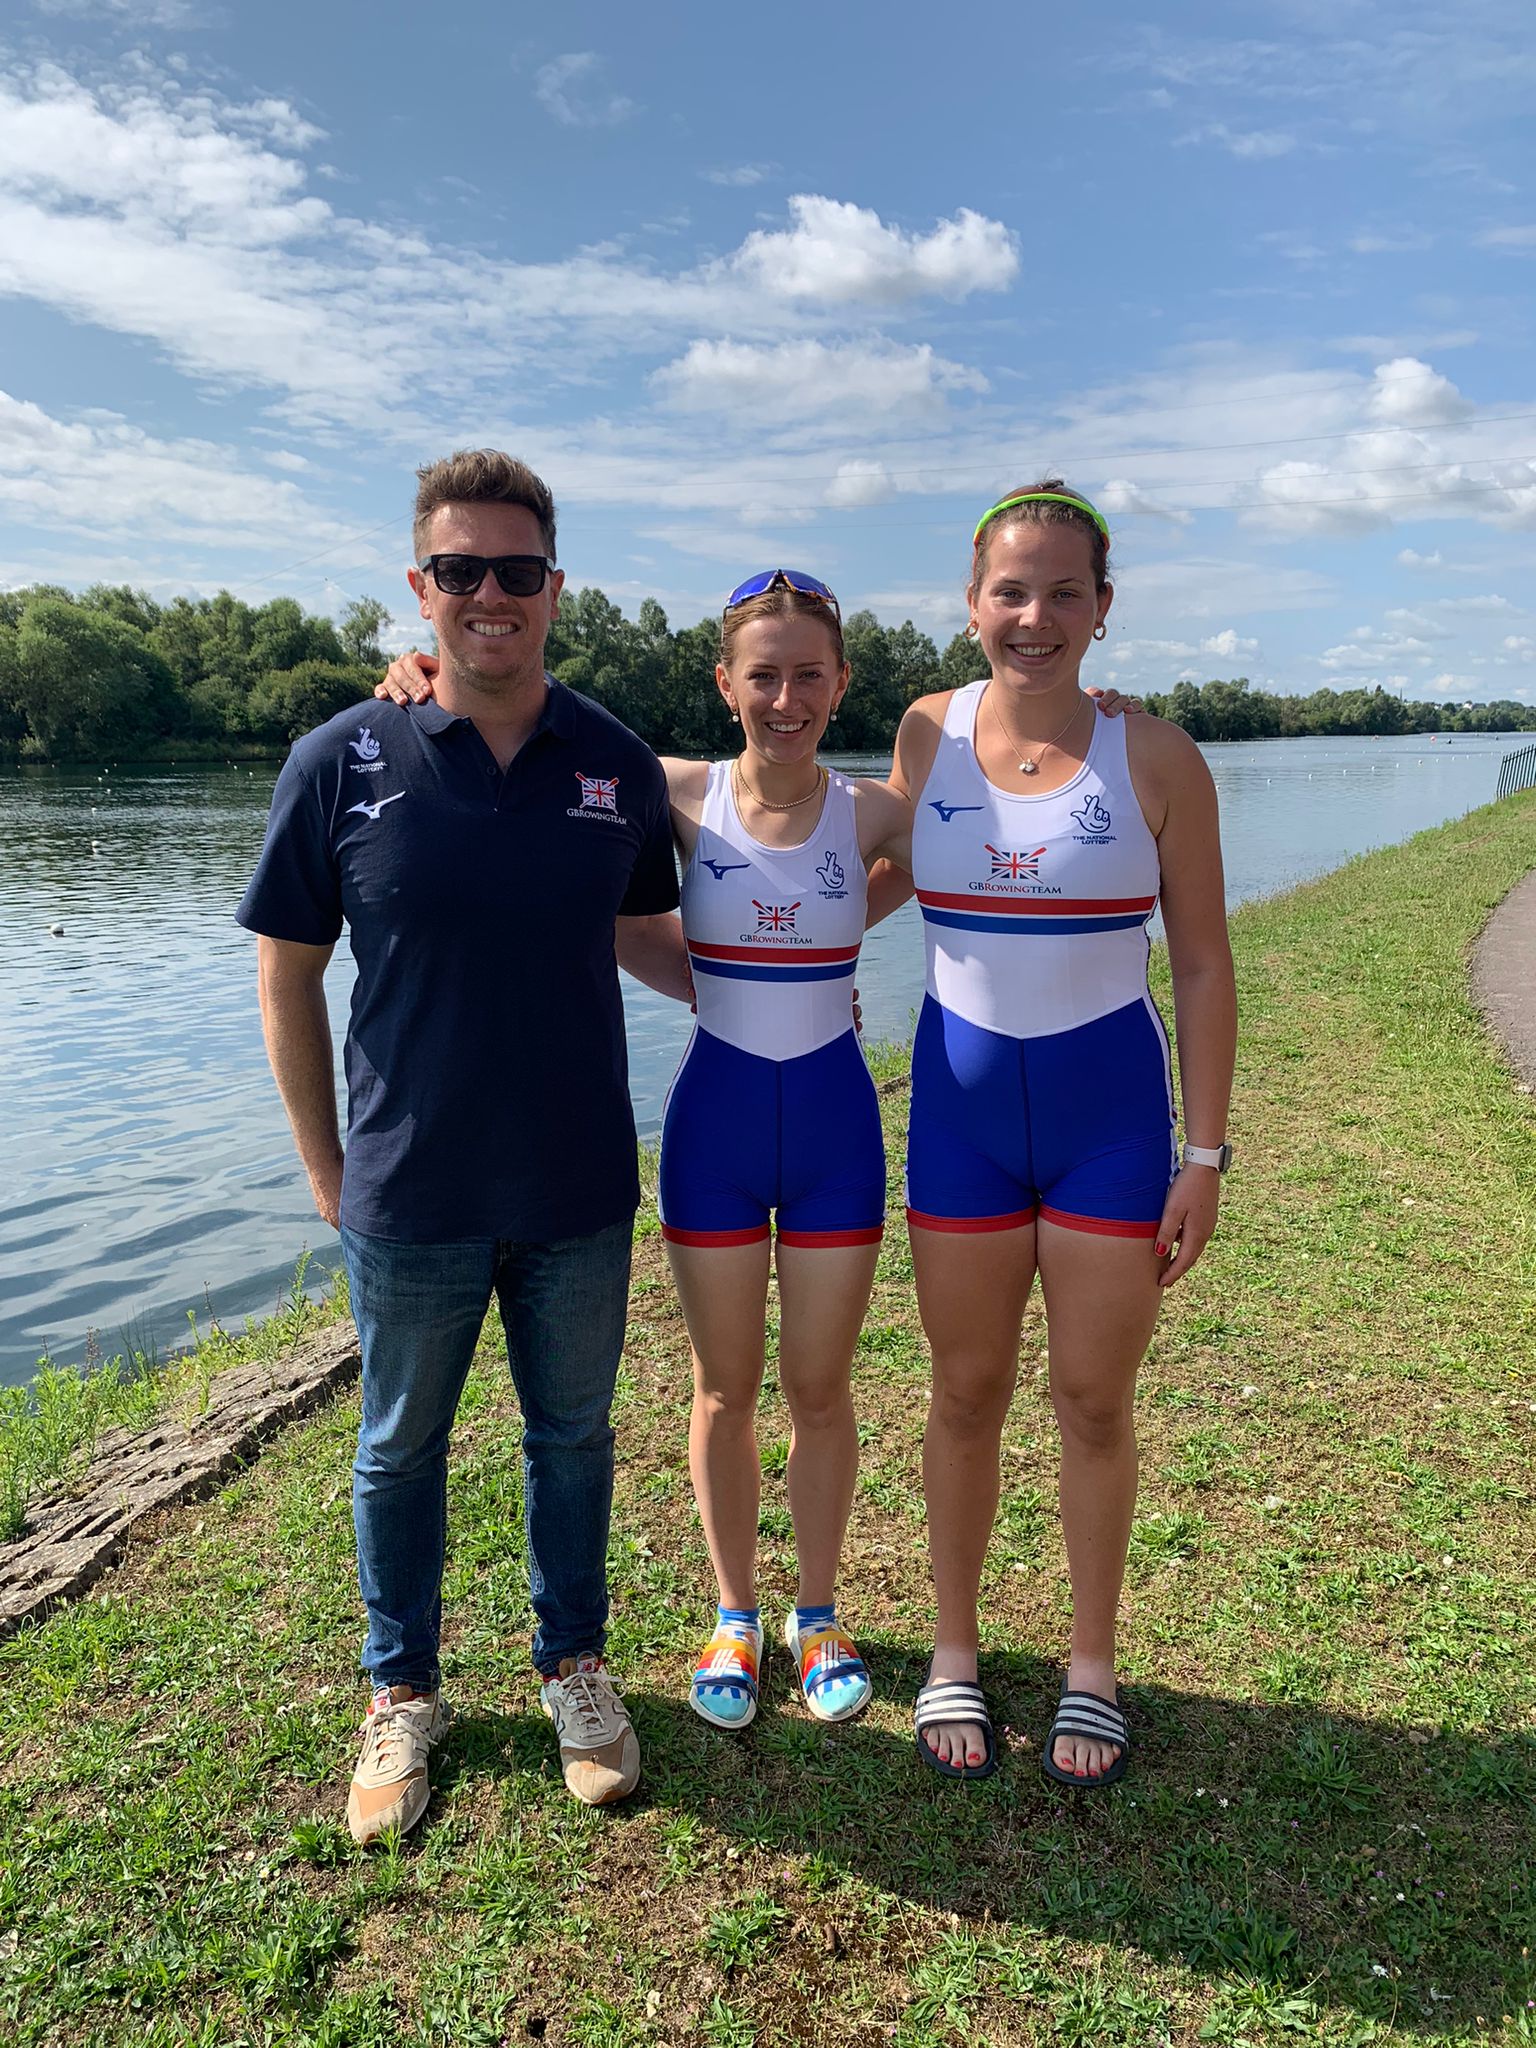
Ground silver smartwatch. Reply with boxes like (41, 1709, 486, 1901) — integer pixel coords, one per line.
(1181, 1141, 1232, 1173)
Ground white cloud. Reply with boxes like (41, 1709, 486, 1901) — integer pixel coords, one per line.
(1348, 231, 1434, 254)
(1435, 592, 1516, 613)
(1501, 636, 1535, 657)
(1474, 224, 1536, 250)
(33, 0, 201, 20)
(703, 163, 776, 187)
(1182, 123, 1300, 158)
(1366, 357, 1474, 426)
(1248, 460, 1392, 536)
(650, 338, 986, 418)
(534, 54, 635, 129)
(826, 461, 895, 509)
(1098, 478, 1192, 527)
(1200, 628, 1260, 660)
(1397, 547, 1443, 568)
(635, 523, 804, 566)
(858, 584, 968, 633)
(0, 388, 358, 554)
(263, 449, 310, 472)
(728, 195, 1018, 304)
(1382, 607, 1449, 636)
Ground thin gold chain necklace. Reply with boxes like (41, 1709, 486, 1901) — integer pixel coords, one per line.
(986, 686, 1086, 776)
(732, 757, 827, 811)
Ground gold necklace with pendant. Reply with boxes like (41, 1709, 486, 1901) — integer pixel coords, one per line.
(987, 686, 1086, 776)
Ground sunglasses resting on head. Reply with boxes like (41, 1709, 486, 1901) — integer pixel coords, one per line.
(724, 568, 841, 621)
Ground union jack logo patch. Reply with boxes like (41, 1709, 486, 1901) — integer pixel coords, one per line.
(986, 843, 1046, 880)
(754, 900, 800, 932)
(576, 774, 619, 811)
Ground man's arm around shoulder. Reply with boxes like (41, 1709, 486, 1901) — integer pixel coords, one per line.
(256, 934, 344, 1229)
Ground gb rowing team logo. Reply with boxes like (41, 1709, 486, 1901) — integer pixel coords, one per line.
(577, 774, 618, 811)
(987, 844, 1046, 880)
(567, 772, 627, 823)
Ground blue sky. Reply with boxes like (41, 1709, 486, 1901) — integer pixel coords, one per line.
(1, 0, 1533, 703)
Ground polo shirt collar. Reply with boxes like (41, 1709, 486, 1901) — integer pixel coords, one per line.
(412, 675, 575, 742)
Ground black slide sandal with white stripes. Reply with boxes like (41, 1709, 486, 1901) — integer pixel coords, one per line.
(913, 1670, 998, 1781)
(1040, 1686, 1130, 1790)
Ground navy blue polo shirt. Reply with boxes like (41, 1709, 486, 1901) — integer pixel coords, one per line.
(237, 680, 678, 1244)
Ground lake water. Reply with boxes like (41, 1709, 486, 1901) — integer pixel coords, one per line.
(1, 731, 1527, 1386)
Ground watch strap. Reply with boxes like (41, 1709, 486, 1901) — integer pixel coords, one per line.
(1181, 1141, 1232, 1173)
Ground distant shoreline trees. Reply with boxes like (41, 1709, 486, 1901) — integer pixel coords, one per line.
(1, 583, 1531, 763)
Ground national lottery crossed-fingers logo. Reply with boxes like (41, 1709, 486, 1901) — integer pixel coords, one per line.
(986, 843, 1046, 880)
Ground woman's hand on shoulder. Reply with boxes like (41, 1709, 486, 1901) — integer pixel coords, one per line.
(1084, 685, 1143, 718)
(374, 650, 439, 704)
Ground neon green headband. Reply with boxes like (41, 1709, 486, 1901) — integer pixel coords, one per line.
(972, 491, 1111, 547)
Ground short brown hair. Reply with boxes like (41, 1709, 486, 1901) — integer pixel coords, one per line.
(412, 449, 557, 564)
(719, 585, 845, 670)
(970, 476, 1111, 596)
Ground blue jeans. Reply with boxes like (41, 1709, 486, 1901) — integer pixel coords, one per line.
(340, 1218, 632, 1689)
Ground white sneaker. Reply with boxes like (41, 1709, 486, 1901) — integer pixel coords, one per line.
(539, 1655, 641, 1806)
(346, 1686, 451, 1844)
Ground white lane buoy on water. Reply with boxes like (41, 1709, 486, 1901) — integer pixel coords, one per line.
(48, 922, 64, 937)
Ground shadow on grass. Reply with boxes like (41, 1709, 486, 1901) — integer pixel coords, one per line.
(432, 1636, 1534, 2036)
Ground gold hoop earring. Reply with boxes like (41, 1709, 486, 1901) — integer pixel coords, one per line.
(964, 621, 980, 641)
(1092, 623, 1108, 641)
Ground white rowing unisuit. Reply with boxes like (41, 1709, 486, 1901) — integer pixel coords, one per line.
(910, 679, 1162, 1041)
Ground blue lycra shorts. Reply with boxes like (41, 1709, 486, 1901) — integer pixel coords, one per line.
(659, 1027, 886, 1248)
(905, 994, 1176, 1238)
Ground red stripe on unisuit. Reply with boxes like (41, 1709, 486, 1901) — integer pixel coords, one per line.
(661, 1222, 771, 1248)
(915, 889, 1157, 915)
(905, 1206, 1037, 1234)
(685, 939, 862, 964)
(776, 1224, 885, 1248)
(1038, 1205, 1160, 1239)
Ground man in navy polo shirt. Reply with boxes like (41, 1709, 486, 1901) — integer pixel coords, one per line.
(237, 451, 687, 1842)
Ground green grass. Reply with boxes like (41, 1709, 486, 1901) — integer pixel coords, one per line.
(0, 1252, 345, 1541)
(1, 795, 1534, 2045)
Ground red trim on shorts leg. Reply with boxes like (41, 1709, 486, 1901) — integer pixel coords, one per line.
(904, 1206, 1038, 1234)
(1037, 1205, 1159, 1239)
(776, 1224, 885, 1249)
(661, 1223, 771, 1248)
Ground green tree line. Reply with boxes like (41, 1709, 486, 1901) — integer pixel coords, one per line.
(1140, 675, 1536, 740)
(1, 581, 1531, 761)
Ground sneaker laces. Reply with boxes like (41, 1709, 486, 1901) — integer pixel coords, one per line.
(360, 1693, 432, 1774)
(559, 1664, 626, 1742)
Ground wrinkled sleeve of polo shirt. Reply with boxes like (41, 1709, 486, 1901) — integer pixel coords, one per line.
(618, 756, 682, 917)
(235, 752, 344, 946)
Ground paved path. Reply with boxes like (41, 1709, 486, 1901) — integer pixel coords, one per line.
(1472, 866, 1536, 1092)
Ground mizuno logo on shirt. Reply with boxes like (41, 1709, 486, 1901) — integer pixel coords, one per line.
(346, 792, 406, 822)
(702, 858, 750, 880)
(929, 800, 984, 823)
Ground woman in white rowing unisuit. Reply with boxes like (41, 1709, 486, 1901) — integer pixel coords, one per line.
(883, 481, 1236, 1790)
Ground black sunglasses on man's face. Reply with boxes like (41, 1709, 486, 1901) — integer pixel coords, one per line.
(417, 553, 555, 597)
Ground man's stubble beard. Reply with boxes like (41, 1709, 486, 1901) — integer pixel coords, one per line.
(439, 631, 549, 705)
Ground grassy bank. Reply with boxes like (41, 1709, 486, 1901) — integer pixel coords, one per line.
(2, 796, 1534, 2047)
(0, 1257, 343, 1543)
